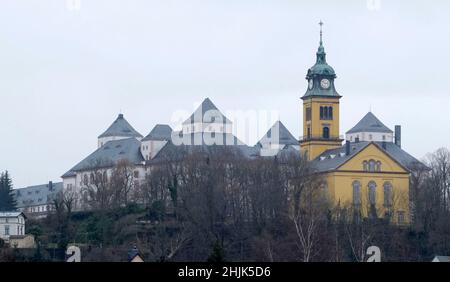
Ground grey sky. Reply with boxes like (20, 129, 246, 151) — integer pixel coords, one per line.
(1, 0, 449, 187)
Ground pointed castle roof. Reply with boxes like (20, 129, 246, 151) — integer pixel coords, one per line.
(98, 114, 143, 139)
(257, 121, 298, 146)
(142, 124, 173, 141)
(183, 98, 232, 125)
(346, 112, 393, 134)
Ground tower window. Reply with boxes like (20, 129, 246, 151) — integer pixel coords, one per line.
(322, 126, 330, 139)
(306, 107, 311, 121)
(320, 106, 333, 120)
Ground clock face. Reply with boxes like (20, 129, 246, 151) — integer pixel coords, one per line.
(321, 79, 330, 89)
(308, 80, 313, 89)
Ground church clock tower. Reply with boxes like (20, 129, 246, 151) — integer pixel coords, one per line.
(300, 21, 343, 160)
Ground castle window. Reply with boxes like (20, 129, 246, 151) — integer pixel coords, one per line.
(307, 127, 311, 139)
(376, 161, 381, 172)
(320, 107, 324, 119)
(369, 134, 373, 140)
(322, 126, 330, 139)
(382, 135, 386, 141)
(328, 106, 333, 119)
(368, 181, 377, 206)
(352, 181, 361, 206)
(383, 182, 392, 207)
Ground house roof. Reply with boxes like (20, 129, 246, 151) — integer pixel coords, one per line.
(433, 256, 450, 262)
(0, 211, 25, 218)
(310, 141, 428, 173)
(257, 121, 298, 147)
(128, 246, 143, 262)
(346, 112, 393, 134)
(62, 138, 145, 177)
(182, 98, 232, 125)
(98, 114, 143, 139)
(142, 124, 173, 141)
(14, 182, 63, 209)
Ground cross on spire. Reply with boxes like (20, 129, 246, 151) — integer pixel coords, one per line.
(319, 20, 324, 45)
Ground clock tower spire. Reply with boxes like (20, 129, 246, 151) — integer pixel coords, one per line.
(300, 22, 343, 160)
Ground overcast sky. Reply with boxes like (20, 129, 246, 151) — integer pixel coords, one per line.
(1, 0, 449, 188)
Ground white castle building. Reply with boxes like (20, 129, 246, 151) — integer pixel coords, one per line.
(61, 98, 300, 209)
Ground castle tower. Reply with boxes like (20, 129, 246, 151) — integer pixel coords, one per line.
(300, 22, 343, 160)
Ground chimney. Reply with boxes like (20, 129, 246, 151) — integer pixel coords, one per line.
(395, 125, 401, 148)
(49, 181, 53, 191)
(345, 141, 351, 156)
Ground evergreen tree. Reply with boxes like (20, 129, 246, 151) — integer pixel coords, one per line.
(0, 171, 17, 211)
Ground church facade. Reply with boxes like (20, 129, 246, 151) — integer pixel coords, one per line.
(300, 24, 427, 224)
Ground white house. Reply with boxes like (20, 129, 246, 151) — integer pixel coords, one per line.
(0, 212, 26, 242)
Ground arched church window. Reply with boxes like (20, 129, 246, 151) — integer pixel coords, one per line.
(363, 161, 368, 171)
(383, 181, 392, 207)
(322, 127, 330, 139)
(376, 161, 382, 172)
(368, 181, 377, 205)
(369, 159, 376, 172)
(83, 175, 88, 186)
(352, 181, 361, 206)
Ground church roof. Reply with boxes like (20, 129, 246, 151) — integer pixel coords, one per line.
(257, 121, 298, 147)
(346, 112, 393, 134)
(98, 114, 143, 139)
(142, 124, 173, 141)
(62, 138, 144, 177)
(183, 98, 232, 125)
(310, 141, 428, 173)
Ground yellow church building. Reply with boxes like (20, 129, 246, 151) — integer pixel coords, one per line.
(300, 23, 428, 224)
